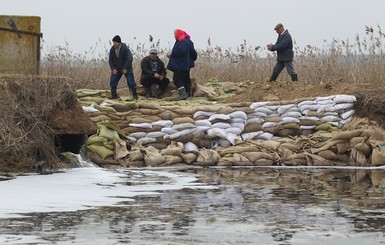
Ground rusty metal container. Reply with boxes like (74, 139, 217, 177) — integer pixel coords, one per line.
(0, 15, 42, 75)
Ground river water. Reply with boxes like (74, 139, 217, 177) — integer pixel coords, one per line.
(1, 164, 385, 245)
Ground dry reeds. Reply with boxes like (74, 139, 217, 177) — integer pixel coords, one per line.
(40, 25, 385, 88)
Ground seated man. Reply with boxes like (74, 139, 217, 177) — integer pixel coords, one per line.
(140, 48, 170, 98)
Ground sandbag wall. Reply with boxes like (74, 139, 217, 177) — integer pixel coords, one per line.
(78, 91, 385, 167)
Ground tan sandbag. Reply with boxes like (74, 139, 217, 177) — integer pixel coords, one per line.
(310, 139, 346, 154)
(233, 153, 252, 166)
(217, 158, 234, 166)
(217, 107, 236, 115)
(128, 117, 153, 124)
(349, 136, 367, 147)
(371, 171, 385, 187)
(275, 129, 301, 137)
(191, 138, 212, 149)
(158, 110, 180, 120)
(217, 146, 259, 157)
(336, 153, 349, 163)
(88, 152, 119, 166)
(98, 120, 127, 139)
(264, 125, 282, 134)
(282, 123, 300, 130)
(195, 149, 221, 166)
(173, 107, 197, 116)
(87, 144, 114, 160)
(114, 140, 129, 160)
(172, 117, 195, 125)
(242, 152, 273, 163)
(371, 146, 385, 166)
(279, 142, 301, 151)
(265, 116, 282, 123)
(161, 145, 183, 157)
(243, 123, 263, 133)
(317, 150, 338, 160)
(86, 135, 108, 145)
(354, 141, 371, 157)
(163, 155, 183, 165)
(119, 158, 145, 168)
(138, 103, 162, 110)
(90, 115, 111, 122)
(79, 96, 105, 104)
(181, 152, 198, 164)
(332, 129, 364, 140)
(299, 119, 320, 126)
(135, 108, 163, 115)
(121, 101, 139, 110)
(315, 123, 332, 131)
(93, 104, 116, 113)
(129, 150, 144, 161)
(257, 140, 281, 151)
(350, 148, 367, 166)
(336, 142, 350, 154)
(146, 142, 168, 150)
(254, 159, 274, 166)
(143, 146, 165, 166)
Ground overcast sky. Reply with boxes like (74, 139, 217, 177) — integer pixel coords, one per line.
(2, 0, 385, 57)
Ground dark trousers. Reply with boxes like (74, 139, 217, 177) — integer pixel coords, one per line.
(141, 75, 170, 90)
(109, 72, 136, 89)
(173, 70, 191, 96)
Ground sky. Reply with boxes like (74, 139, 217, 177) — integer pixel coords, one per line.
(2, 0, 385, 57)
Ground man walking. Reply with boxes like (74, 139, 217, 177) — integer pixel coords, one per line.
(267, 23, 298, 82)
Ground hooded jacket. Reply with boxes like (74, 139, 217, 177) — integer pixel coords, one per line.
(108, 43, 134, 73)
(167, 29, 197, 72)
(270, 30, 294, 62)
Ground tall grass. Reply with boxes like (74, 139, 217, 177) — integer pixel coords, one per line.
(40, 25, 385, 90)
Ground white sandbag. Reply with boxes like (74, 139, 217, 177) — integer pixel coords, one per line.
(340, 110, 355, 120)
(317, 99, 335, 105)
(300, 104, 320, 112)
(137, 137, 157, 144)
(333, 95, 356, 104)
(231, 117, 247, 123)
(266, 113, 279, 118)
(246, 117, 264, 124)
(193, 111, 215, 118)
(322, 111, 339, 116)
(226, 127, 243, 135)
(82, 105, 99, 113)
(339, 116, 353, 126)
(127, 136, 137, 142)
(300, 125, 316, 130)
(254, 107, 273, 115)
(279, 117, 300, 124)
(241, 131, 263, 140)
(315, 95, 335, 101)
(300, 116, 320, 121)
(257, 132, 274, 140)
(184, 142, 199, 152)
(277, 104, 297, 115)
(281, 111, 302, 118)
(250, 101, 269, 110)
(218, 139, 232, 148)
(317, 104, 335, 113)
(298, 100, 316, 107)
(172, 123, 196, 131)
(248, 112, 268, 118)
(266, 105, 279, 111)
(226, 132, 241, 145)
(320, 115, 340, 123)
(196, 125, 211, 131)
(129, 122, 153, 129)
(335, 103, 354, 111)
(168, 128, 197, 140)
(152, 120, 173, 128)
(208, 113, 231, 121)
(212, 122, 232, 129)
(195, 119, 212, 127)
(146, 131, 167, 138)
(230, 122, 245, 131)
(324, 106, 337, 112)
(129, 132, 147, 139)
(161, 127, 178, 134)
(207, 128, 227, 139)
(262, 122, 278, 128)
(228, 111, 247, 120)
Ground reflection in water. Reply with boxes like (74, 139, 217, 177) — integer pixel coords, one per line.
(1, 167, 385, 244)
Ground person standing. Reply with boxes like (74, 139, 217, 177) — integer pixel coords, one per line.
(140, 48, 170, 98)
(108, 35, 138, 100)
(267, 23, 298, 82)
(167, 29, 197, 100)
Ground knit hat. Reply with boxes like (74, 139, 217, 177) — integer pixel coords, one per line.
(112, 35, 121, 43)
(149, 48, 158, 54)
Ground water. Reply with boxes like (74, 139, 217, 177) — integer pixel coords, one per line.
(1, 164, 385, 245)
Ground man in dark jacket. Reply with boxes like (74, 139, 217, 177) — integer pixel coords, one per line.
(167, 29, 197, 100)
(267, 23, 298, 82)
(140, 48, 170, 98)
(108, 35, 138, 99)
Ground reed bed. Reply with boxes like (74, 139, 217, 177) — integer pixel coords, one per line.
(40, 25, 385, 90)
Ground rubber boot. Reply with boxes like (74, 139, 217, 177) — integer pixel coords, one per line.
(155, 89, 163, 98)
(291, 74, 298, 81)
(269, 72, 279, 82)
(131, 87, 138, 100)
(176, 86, 188, 100)
(110, 88, 118, 99)
(145, 86, 152, 98)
